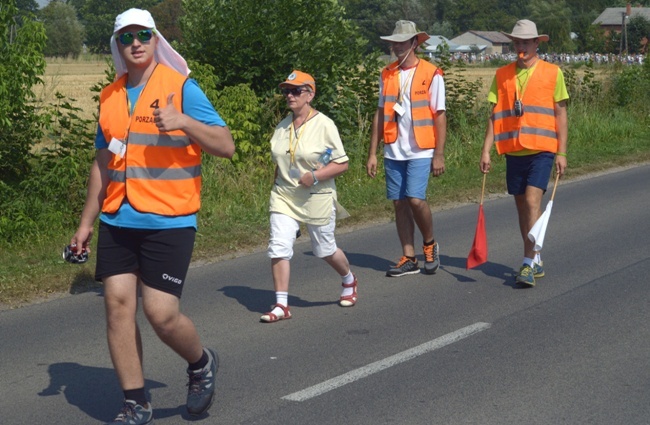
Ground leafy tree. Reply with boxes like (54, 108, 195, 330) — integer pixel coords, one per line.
(150, 0, 182, 43)
(75, 0, 161, 53)
(626, 15, 650, 54)
(529, 0, 574, 52)
(181, 0, 370, 97)
(16, 0, 39, 14)
(181, 0, 380, 163)
(0, 1, 47, 183)
(40, 0, 85, 57)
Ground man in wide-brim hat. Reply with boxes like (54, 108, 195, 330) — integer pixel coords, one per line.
(479, 19, 569, 287)
(367, 20, 447, 278)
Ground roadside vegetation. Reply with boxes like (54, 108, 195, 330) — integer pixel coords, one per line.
(1, 1, 649, 308)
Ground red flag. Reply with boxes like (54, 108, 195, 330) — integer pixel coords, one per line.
(466, 205, 488, 269)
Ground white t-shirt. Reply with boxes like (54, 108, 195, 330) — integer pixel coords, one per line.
(378, 68, 446, 161)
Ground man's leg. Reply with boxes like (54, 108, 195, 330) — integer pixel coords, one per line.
(514, 185, 544, 260)
(140, 284, 203, 363)
(394, 198, 415, 257)
(103, 273, 145, 392)
(408, 197, 434, 243)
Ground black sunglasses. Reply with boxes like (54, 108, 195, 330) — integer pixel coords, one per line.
(118, 29, 154, 46)
(281, 87, 309, 96)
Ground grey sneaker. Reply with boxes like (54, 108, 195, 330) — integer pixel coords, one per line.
(186, 348, 219, 416)
(516, 264, 536, 287)
(423, 242, 440, 274)
(386, 256, 420, 277)
(532, 262, 545, 278)
(107, 400, 153, 425)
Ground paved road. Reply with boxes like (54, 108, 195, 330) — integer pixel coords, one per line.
(1, 164, 649, 425)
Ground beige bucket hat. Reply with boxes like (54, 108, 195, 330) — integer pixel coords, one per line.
(380, 20, 430, 45)
(501, 19, 549, 42)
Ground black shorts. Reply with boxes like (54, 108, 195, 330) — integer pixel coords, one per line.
(95, 222, 196, 298)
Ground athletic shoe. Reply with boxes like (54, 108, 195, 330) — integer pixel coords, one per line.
(186, 348, 219, 416)
(516, 264, 535, 287)
(423, 242, 440, 275)
(107, 400, 153, 425)
(533, 262, 545, 278)
(386, 256, 419, 277)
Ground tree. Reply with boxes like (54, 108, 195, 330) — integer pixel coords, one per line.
(75, 0, 161, 53)
(181, 0, 370, 97)
(181, 0, 380, 160)
(40, 0, 85, 57)
(529, 0, 574, 52)
(0, 1, 47, 182)
(150, 0, 182, 43)
(626, 15, 650, 54)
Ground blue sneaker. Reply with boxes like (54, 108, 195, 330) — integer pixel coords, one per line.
(533, 262, 545, 278)
(186, 348, 219, 416)
(516, 264, 535, 287)
(107, 400, 153, 424)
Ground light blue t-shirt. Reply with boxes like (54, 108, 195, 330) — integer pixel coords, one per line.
(96, 79, 226, 230)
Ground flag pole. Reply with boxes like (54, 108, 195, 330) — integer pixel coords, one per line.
(549, 172, 560, 201)
(480, 172, 487, 205)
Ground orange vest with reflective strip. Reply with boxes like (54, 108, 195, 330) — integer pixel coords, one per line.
(99, 64, 202, 216)
(381, 60, 441, 149)
(493, 60, 559, 155)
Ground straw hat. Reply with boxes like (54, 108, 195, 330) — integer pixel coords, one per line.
(279, 70, 316, 93)
(110, 8, 190, 78)
(501, 19, 549, 42)
(380, 20, 430, 45)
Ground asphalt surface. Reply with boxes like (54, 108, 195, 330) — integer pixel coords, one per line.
(1, 164, 649, 425)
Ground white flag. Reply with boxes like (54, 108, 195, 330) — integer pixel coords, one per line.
(528, 200, 553, 252)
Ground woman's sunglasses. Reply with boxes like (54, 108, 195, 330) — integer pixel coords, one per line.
(118, 29, 155, 46)
(281, 87, 309, 97)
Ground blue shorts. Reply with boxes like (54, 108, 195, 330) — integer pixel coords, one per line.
(95, 223, 196, 298)
(506, 152, 554, 195)
(384, 158, 431, 200)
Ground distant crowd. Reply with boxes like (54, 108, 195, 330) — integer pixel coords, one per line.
(444, 51, 646, 66)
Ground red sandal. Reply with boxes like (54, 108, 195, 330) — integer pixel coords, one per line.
(260, 303, 292, 323)
(339, 275, 358, 307)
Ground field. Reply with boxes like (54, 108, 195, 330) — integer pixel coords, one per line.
(37, 57, 109, 120)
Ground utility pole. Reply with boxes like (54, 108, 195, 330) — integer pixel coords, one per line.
(620, 11, 625, 54)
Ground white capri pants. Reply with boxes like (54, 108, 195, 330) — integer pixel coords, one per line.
(267, 207, 338, 260)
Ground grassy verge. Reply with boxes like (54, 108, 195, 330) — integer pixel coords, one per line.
(2, 100, 648, 309)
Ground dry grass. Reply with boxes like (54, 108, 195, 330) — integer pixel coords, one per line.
(36, 57, 109, 121)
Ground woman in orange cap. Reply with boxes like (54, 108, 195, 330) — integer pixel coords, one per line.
(262, 70, 358, 323)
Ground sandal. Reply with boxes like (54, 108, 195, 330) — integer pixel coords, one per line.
(260, 303, 292, 323)
(339, 275, 358, 307)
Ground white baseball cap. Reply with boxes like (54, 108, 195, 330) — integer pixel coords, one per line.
(110, 8, 190, 78)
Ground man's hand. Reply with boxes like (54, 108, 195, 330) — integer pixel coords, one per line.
(153, 93, 186, 132)
(432, 155, 445, 177)
(367, 154, 378, 178)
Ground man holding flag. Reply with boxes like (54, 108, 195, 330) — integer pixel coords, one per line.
(479, 19, 568, 287)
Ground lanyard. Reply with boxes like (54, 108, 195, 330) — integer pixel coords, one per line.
(288, 108, 313, 165)
(515, 60, 538, 100)
(397, 67, 415, 104)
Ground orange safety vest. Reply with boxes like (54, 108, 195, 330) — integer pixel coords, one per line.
(381, 60, 441, 149)
(492, 60, 559, 155)
(99, 64, 202, 216)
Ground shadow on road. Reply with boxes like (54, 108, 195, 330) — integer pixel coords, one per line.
(39, 362, 169, 422)
(219, 286, 337, 313)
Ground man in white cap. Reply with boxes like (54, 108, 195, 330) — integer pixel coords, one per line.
(70, 8, 234, 424)
(480, 19, 568, 287)
(367, 20, 447, 277)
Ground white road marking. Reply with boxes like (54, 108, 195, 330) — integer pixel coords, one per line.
(282, 322, 492, 402)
